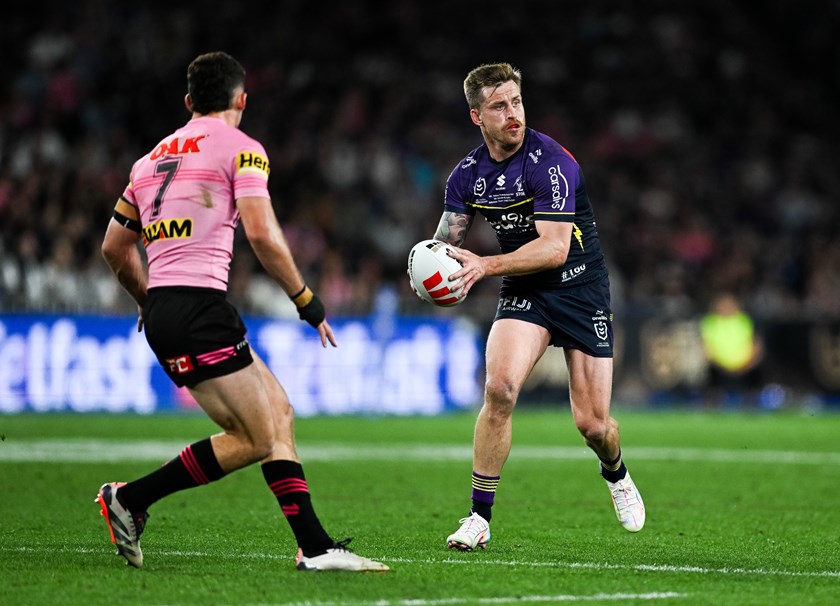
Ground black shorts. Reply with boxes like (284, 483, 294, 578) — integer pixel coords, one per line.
(494, 272, 614, 357)
(142, 286, 254, 387)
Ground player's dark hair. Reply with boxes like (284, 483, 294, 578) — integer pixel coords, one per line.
(187, 51, 246, 115)
(463, 63, 522, 110)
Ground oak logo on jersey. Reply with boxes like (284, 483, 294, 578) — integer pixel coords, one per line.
(150, 136, 207, 160)
(236, 152, 270, 176)
(143, 217, 193, 246)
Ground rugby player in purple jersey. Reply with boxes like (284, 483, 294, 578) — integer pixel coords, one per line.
(419, 63, 646, 550)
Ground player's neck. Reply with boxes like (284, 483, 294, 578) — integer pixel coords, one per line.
(485, 140, 522, 163)
(193, 109, 242, 128)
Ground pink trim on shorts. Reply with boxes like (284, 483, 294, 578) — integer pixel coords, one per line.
(195, 345, 236, 366)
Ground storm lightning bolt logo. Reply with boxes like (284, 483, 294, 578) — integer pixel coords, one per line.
(572, 223, 584, 250)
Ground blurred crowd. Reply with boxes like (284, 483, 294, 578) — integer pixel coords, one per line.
(1, 1, 838, 321)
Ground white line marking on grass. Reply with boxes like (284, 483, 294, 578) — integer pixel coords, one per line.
(263, 593, 688, 605)
(1, 440, 839, 466)
(382, 557, 840, 579)
(3, 546, 839, 578)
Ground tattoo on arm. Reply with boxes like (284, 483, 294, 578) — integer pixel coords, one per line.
(434, 212, 472, 247)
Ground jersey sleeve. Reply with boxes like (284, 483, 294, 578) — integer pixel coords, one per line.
(530, 149, 580, 223)
(232, 138, 271, 200)
(443, 162, 476, 215)
(114, 172, 142, 232)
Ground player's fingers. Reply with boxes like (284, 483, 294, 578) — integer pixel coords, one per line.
(432, 277, 467, 299)
(449, 265, 470, 281)
(319, 322, 337, 348)
(458, 277, 474, 297)
(446, 250, 467, 267)
(451, 263, 481, 284)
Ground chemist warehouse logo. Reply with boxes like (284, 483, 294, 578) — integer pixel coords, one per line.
(143, 218, 193, 247)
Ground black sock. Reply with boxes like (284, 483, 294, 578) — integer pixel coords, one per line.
(261, 460, 333, 557)
(470, 471, 499, 522)
(471, 502, 493, 522)
(118, 438, 225, 512)
(600, 461, 628, 483)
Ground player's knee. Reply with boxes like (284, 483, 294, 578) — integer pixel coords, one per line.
(576, 417, 608, 444)
(275, 399, 295, 427)
(245, 435, 275, 463)
(484, 377, 518, 414)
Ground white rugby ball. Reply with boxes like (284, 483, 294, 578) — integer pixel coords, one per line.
(407, 239, 466, 307)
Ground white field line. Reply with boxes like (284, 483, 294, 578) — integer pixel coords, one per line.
(260, 593, 688, 605)
(0, 440, 838, 465)
(3, 546, 839, 579)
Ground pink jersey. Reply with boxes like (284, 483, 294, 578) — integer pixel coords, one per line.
(121, 116, 271, 290)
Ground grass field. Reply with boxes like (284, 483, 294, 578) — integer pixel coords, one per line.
(1, 408, 839, 605)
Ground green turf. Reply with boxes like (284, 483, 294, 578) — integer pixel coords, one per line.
(1, 409, 839, 605)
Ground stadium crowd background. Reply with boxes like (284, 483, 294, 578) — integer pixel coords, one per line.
(1, 1, 838, 327)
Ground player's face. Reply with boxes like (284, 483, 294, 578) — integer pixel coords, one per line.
(473, 80, 526, 155)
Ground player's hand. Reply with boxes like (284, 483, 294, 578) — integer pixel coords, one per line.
(406, 269, 424, 301)
(316, 318, 338, 348)
(291, 285, 336, 347)
(446, 246, 485, 297)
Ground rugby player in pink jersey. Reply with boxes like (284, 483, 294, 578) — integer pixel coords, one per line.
(96, 51, 388, 572)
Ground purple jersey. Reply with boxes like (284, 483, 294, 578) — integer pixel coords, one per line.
(444, 128, 606, 288)
(120, 116, 271, 291)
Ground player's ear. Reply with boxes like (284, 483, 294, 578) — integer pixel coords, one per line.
(236, 91, 247, 111)
(184, 94, 193, 113)
(470, 108, 483, 126)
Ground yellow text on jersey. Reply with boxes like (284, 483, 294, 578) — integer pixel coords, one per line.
(143, 218, 193, 247)
(236, 151, 270, 176)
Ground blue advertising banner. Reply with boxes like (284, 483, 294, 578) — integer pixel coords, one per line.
(0, 314, 483, 415)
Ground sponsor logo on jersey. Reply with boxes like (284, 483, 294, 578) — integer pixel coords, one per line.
(498, 296, 531, 311)
(237, 151, 270, 176)
(461, 155, 477, 169)
(150, 136, 206, 160)
(165, 355, 194, 375)
(548, 165, 568, 210)
(496, 174, 506, 188)
(142, 218, 193, 246)
(529, 149, 542, 164)
(488, 212, 533, 232)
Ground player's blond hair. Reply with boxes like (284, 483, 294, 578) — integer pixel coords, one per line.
(463, 63, 522, 110)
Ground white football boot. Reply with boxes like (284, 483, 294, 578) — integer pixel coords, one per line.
(295, 539, 389, 572)
(605, 472, 645, 532)
(446, 512, 491, 551)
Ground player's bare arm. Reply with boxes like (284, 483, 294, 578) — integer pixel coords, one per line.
(434, 211, 473, 247)
(237, 196, 306, 294)
(237, 195, 336, 347)
(448, 220, 572, 296)
(101, 214, 148, 309)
